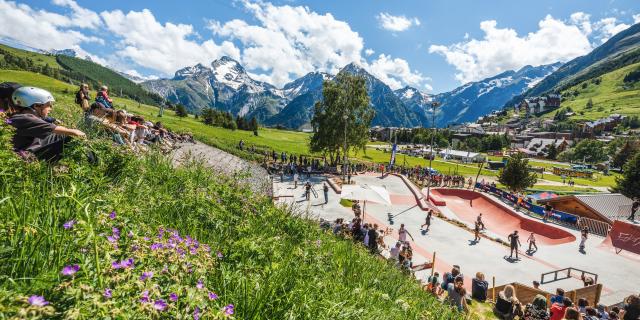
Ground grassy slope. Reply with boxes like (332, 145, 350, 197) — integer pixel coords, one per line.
(0, 44, 62, 69)
(543, 62, 640, 121)
(0, 69, 619, 190)
(0, 72, 461, 318)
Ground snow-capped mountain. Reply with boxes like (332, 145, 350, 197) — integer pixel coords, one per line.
(143, 56, 286, 122)
(430, 62, 562, 126)
(143, 57, 561, 129)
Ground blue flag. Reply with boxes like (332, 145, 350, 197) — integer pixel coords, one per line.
(389, 143, 397, 167)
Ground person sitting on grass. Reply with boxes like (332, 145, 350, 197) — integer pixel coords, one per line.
(494, 284, 523, 320)
(75, 83, 90, 112)
(95, 85, 113, 109)
(446, 276, 468, 313)
(524, 294, 550, 320)
(550, 297, 573, 320)
(471, 272, 489, 302)
(620, 294, 640, 320)
(563, 307, 583, 320)
(8, 87, 86, 162)
(425, 272, 443, 297)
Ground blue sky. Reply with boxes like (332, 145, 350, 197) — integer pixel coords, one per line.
(1, 0, 639, 93)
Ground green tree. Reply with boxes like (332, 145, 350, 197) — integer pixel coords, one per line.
(546, 143, 558, 160)
(498, 152, 538, 193)
(249, 117, 258, 131)
(613, 152, 640, 200)
(175, 104, 188, 117)
(612, 140, 639, 169)
(310, 73, 374, 165)
(571, 139, 607, 164)
(585, 98, 593, 109)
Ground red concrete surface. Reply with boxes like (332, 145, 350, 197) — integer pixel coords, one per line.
(431, 188, 576, 245)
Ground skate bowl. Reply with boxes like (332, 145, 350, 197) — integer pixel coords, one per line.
(431, 188, 576, 245)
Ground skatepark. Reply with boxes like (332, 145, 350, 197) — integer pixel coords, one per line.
(273, 172, 640, 306)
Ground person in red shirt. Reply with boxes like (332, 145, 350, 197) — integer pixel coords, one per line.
(550, 297, 573, 320)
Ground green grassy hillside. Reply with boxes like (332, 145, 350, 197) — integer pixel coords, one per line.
(549, 62, 640, 121)
(0, 77, 460, 319)
(0, 44, 62, 69)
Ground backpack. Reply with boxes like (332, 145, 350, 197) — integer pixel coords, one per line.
(75, 90, 83, 104)
(0, 82, 22, 109)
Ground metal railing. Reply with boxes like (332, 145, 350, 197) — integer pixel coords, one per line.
(577, 217, 612, 237)
(541, 267, 598, 285)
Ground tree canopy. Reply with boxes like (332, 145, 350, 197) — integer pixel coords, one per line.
(498, 152, 538, 193)
(614, 151, 640, 200)
(570, 139, 608, 164)
(310, 73, 374, 165)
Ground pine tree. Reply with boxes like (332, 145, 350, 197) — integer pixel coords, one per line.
(614, 152, 640, 200)
(498, 152, 538, 193)
(175, 104, 188, 117)
(612, 141, 639, 169)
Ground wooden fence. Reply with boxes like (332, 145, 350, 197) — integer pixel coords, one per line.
(490, 282, 602, 307)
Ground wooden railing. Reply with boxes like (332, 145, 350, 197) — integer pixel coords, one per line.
(540, 267, 598, 285)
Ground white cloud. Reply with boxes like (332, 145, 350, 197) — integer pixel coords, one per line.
(101, 9, 240, 76)
(570, 12, 592, 34)
(429, 15, 592, 83)
(368, 54, 432, 91)
(376, 12, 420, 32)
(365, 48, 375, 56)
(594, 17, 630, 43)
(0, 0, 102, 50)
(634, 14, 640, 24)
(51, 0, 102, 29)
(210, 0, 364, 86)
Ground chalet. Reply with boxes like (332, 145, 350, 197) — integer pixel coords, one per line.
(537, 194, 634, 224)
(525, 138, 571, 156)
(581, 114, 626, 136)
(518, 94, 561, 114)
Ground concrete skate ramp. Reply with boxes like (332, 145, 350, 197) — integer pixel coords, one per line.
(431, 188, 576, 245)
(600, 220, 640, 257)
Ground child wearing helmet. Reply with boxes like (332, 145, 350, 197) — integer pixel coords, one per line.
(8, 87, 86, 161)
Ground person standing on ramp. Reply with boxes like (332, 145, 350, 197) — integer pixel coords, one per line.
(508, 230, 522, 260)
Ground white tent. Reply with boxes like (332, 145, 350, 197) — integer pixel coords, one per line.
(341, 184, 391, 219)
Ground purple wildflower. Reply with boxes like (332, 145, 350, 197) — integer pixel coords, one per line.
(224, 304, 235, 315)
(127, 230, 134, 238)
(140, 271, 153, 281)
(193, 306, 200, 320)
(153, 299, 168, 311)
(28, 295, 49, 306)
(109, 211, 116, 219)
(5, 118, 13, 124)
(104, 288, 112, 299)
(121, 258, 134, 269)
(196, 279, 204, 289)
(63, 219, 76, 230)
(111, 260, 121, 269)
(150, 243, 163, 251)
(216, 251, 224, 258)
(140, 290, 150, 303)
(189, 246, 198, 255)
(61, 264, 80, 276)
(208, 292, 218, 300)
(107, 235, 118, 243)
(144, 236, 150, 241)
(112, 227, 120, 237)
(169, 293, 178, 302)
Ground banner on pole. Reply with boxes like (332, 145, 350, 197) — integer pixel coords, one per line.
(389, 143, 397, 167)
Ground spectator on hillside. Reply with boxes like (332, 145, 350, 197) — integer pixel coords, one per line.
(368, 224, 379, 253)
(564, 307, 583, 320)
(524, 294, 550, 320)
(95, 85, 113, 109)
(75, 83, 90, 112)
(584, 307, 599, 320)
(550, 297, 573, 320)
(494, 284, 523, 320)
(620, 294, 640, 320)
(596, 304, 609, 320)
(8, 87, 85, 161)
(472, 272, 489, 302)
(551, 288, 566, 305)
(532, 281, 540, 289)
(425, 272, 443, 297)
(446, 276, 468, 312)
(441, 266, 461, 291)
(0, 82, 22, 114)
(577, 298, 589, 314)
(389, 242, 401, 262)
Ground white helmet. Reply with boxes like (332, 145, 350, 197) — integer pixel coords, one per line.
(11, 87, 55, 108)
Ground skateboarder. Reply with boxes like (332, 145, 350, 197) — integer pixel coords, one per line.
(579, 227, 589, 253)
(508, 230, 521, 260)
(293, 172, 299, 188)
(398, 224, 414, 243)
(304, 182, 311, 201)
(421, 210, 432, 231)
(476, 213, 485, 230)
(630, 200, 639, 221)
(527, 232, 538, 252)
(323, 183, 329, 204)
(473, 222, 481, 243)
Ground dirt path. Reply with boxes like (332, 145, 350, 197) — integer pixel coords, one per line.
(172, 141, 271, 195)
